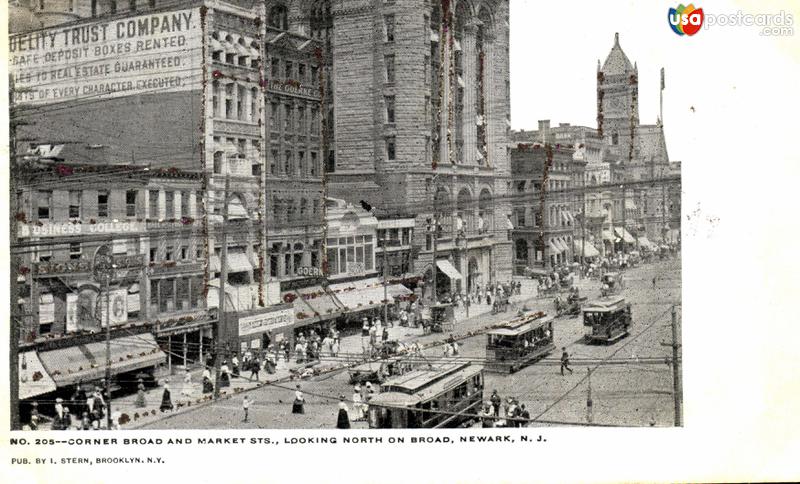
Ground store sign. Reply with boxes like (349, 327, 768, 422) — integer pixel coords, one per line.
(238, 308, 293, 337)
(9, 8, 201, 106)
(99, 289, 129, 327)
(35, 254, 144, 277)
(297, 266, 323, 277)
(267, 79, 318, 98)
(20, 220, 145, 238)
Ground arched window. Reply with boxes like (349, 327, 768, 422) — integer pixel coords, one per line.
(456, 188, 473, 233)
(612, 132, 619, 145)
(268, 4, 288, 31)
(213, 151, 224, 174)
(478, 188, 493, 234)
(300, 198, 308, 217)
(515, 239, 528, 262)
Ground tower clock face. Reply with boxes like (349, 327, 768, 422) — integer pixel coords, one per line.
(609, 96, 623, 110)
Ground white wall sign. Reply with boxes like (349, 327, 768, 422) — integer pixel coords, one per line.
(9, 8, 202, 105)
(100, 289, 128, 327)
(238, 308, 294, 337)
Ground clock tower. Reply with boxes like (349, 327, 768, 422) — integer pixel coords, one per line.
(597, 33, 639, 166)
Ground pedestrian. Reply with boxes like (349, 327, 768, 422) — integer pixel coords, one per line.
(362, 318, 370, 337)
(331, 339, 340, 358)
(81, 411, 91, 430)
(365, 382, 375, 403)
(29, 402, 40, 431)
(382, 326, 389, 344)
(250, 356, 260, 381)
(490, 390, 501, 417)
(219, 361, 231, 388)
(53, 397, 65, 430)
(352, 385, 364, 421)
(160, 380, 174, 411)
(560, 347, 573, 375)
(292, 385, 305, 414)
(481, 403, 494, 428)
(486, 293, 492, 306)
(294, 339, 305, 364)
(232, 354, 240, 377)
(242, 396, 251, 422)
(111, 407, 121, 430)
(519, 404, 530, 427)
(181, 368, 192, 397)
(337, 395, 351, 429)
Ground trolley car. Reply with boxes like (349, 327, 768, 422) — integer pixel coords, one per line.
(367, 362, 484, 429)
(485, 312, 555, 373)
(582, 296, 632, 344)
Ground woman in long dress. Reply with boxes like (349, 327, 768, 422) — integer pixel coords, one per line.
(292, 385, 305, 414)
(135, 379, 147, 408)
(159, 381, 174, 412)
(352, 386, 364, 421)
(336, 396, 351, 429)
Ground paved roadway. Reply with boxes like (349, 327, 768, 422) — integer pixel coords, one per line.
(139, 257, 681, 429)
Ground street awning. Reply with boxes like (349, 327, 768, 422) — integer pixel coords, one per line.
(233, 42, 250, 56)
(558, 238, 570, 253)
(210, 37, 224, 52)
(19, 352, 57, 399)
(614, 227, 636, 244)
(386, 284, 413, 299)
(602, 229, 615, 242)
(331, 281, 389, 311)
(436, 259, 462, 281)
(573, 239, 600, 258)
(39, 334, 166, 387)
(549, 240, 561, 254)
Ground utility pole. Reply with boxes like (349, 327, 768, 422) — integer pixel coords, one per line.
(214, 175, 230, 399)
(661, 304, 682, 426)
(586, 367, 593, 424)
(382, 231, 389, 327)
(432, 215, 438, 303)
(580, 173, 586, 275)
(104, 273, 112, 429)
(661, 181, 668, 245)
(620, 184, 626, 256)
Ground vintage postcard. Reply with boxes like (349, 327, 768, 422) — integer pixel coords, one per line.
(3, 0, 798, 483)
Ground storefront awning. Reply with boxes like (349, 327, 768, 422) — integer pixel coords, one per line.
(210, 37, 224, 52)
(19, 352, 57, 399)
(557, 238, 570, 253)
(227, 251, 253, 273)
(573, 239, 601, 258)
(331, 283, 388, 311)
(638, 236, 656, 250)
(614, 227, 636, 244)
(602, 229, 615, 242)
(436, 259, 462, 281)
(291, 285, 345, 321)
(39, 334, 166, 387)
(386, 284, 413, 298)
(549, 240, 560, 254)
(228, 198, 249, 220)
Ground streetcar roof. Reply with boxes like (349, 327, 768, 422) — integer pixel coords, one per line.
(412, 364, 484, 402)
(487, 313, 554, 336)
(381, 362, 481, 395)
(368, 392, 422, 407)
(583, 295, 627, 312)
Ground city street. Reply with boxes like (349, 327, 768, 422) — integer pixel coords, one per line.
(136, 256, 681, 430)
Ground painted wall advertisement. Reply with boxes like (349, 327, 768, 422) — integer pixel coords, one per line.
(9, 8, 202, 105)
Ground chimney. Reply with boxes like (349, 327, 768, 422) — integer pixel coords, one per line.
(538, 120, 551, 144)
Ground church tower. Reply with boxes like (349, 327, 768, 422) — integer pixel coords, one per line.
(597, 33, 639, 166)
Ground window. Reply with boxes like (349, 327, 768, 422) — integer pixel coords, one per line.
(225, 84, 234, 118)
(213, 152, 223, 174)
(385, 55, 395, 83)
(129, 0, 136, 11)
(386, 138, 396, 161)
(271, 58, 280, 78)
(268, 4, 288, 30)
(297, 107, 305, 132)
(69, 191, 81, 218)
(270, 102, 279, 129)
(149, 190, 159, 218)
(165, 245, 174, 262)
(311, 66, 318, 84)
(285, 61, 293, 79)
(310, 107, 319, 132)
(250, 88, 258, 120)
(69, 242, 81, 260)
(285, 151, 293, 174)
(384, 15, 395, 42)
(270, 150, 278, 175)
(612, 132, 619, 145)
(159, 278, 175, 313)
(150, 247, 158, 263)
(180, 191, 189, 217)
(237, 85, 246, 120)
(298, 63, 306, 81)
(284, 104, 292, 131)
(97, 190, 109, 217)
(310, 152, 318, 176)
(385, 96, 395, 123)
(164, 191, 174, 219)
(37, 191, 51, 220)
(126, 190, 137, 217)
(298, 151, 306, 175)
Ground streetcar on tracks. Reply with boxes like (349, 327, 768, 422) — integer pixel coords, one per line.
(582, 295, 632, 344)
(367, 362, 484, 429)
(484, 312, 555, 373)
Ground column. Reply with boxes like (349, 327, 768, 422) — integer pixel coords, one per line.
(482, 32, 495, 166)
(462, 21, 478, 166)
(158, 189, 166, 220)
(183, 333, 188, 367)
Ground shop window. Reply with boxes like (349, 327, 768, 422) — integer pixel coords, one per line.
(37, 191, 52, 220)
(69, 191, 81, 219)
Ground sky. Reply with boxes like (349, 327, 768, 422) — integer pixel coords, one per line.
(509, 0, 800, 167)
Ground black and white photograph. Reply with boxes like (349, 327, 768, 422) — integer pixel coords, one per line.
(3, 0, 798, 482)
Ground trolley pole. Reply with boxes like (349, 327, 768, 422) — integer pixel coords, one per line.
(382, 232, 389, 328)
(104, 275, 112, 430)
(432, 216, 438, 303)
(214, 175, 230, 399)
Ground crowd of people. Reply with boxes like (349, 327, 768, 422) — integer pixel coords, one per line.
(480, 389, 531, 428)
(30, 383, 124, 431)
